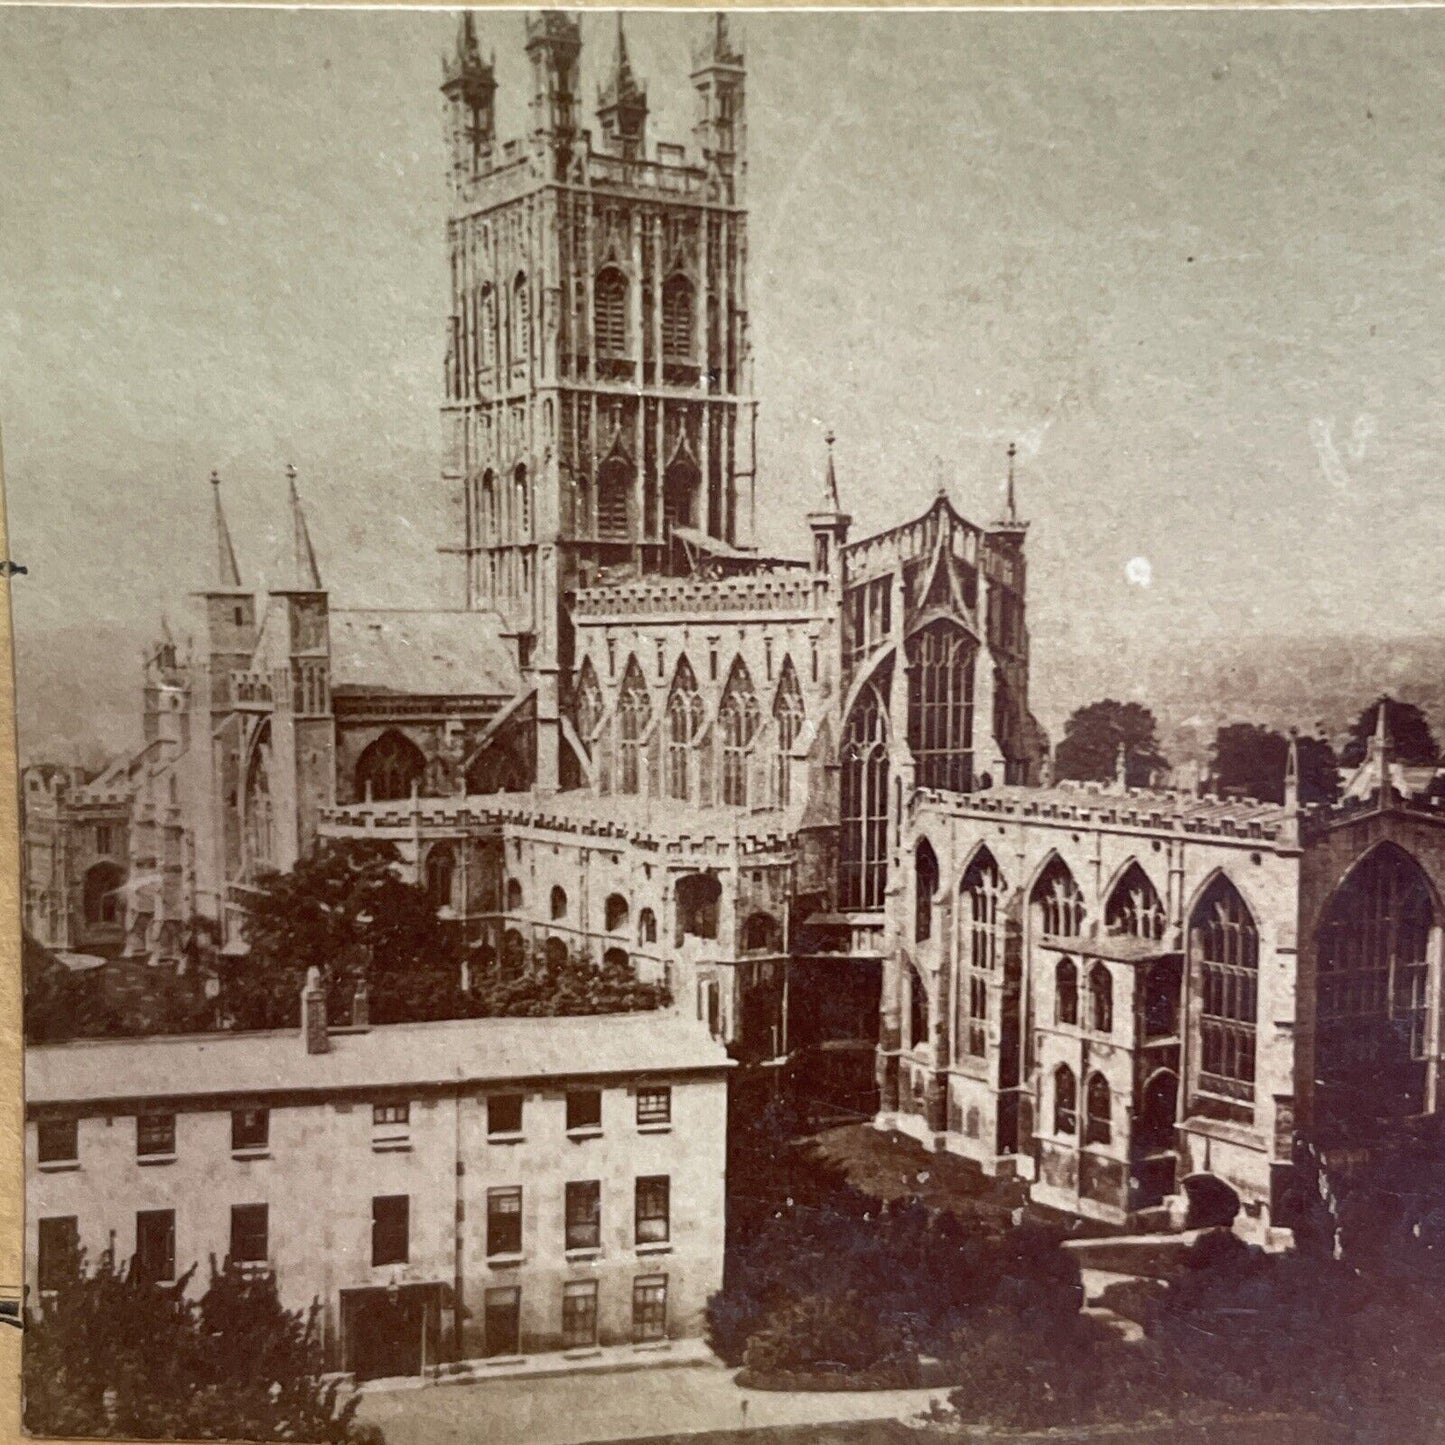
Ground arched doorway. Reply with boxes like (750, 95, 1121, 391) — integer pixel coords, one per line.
(82, 861, 124, 928)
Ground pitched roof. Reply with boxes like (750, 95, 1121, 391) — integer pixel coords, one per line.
(26, 1011, 729, 1109)
(328, 609, 520, 698)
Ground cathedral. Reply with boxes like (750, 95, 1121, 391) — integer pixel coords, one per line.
(24, 11, 1445, 1242)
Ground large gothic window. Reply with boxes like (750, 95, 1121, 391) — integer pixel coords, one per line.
(906, 622, 975, 793)
(1033, 857, 1085, 940)
(356, 729, 426, 802)
(573, 660, 603, 753)
(597, 457, 631, 541)
(616, 658, 650, 796)
(594, 268, 628, 358)
(1106, 862, 1166, 941)
(1316, 844, 1436, 1126)
(664, 658, 705, 801)
(661, 275, 694, 362)
(772, 658, 805, 806)
(839, 667, 890, 911)
(244, 721, 275, 874)
(958, 847, 1006, 1059)
(718, 659, 760, 807)
(1190, 875, 1259, 1107)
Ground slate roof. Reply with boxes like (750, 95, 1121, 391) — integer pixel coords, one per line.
(27, 1011, 728, 1109)
(328, 609, 519, 698)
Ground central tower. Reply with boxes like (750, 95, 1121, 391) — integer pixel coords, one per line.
(439, 11, 755, 787)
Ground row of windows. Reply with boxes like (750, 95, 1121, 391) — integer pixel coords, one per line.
(1052, 1067, 1112, 1146)
(35, 1088, 673, 1167)
(37, 1175, 675, 1290)
(480, 1275, 670, 1355)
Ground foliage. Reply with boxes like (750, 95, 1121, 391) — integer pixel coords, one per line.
(24, 1252, 368, 1441)
(23, 931, 117, 1043)
(1054, 700, 1169, 788)
(1340, 696, 1439, 768)
(741, 1293, 914, 1382)
(1210, 724, 1339, 806)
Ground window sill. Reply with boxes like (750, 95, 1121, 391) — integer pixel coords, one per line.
(137, 1153, 177, 1166)
(563, 1346, 602, 1360)
(565, 1246, 602, 1261)
(483, 1355, 524, 1368)
(566, 1127, 603, 1142)
(486, 1252, 525, 1269)
(487, 1132, 526, 1146)
(635, 1242, 672, 1256)
(633, 1339, 671, 1353)
(231, 1148, 271, 1161)
(37, 1159, 80, 1173)
(637, 1123, 672, 1136)
(372, 1139, 412, 1153)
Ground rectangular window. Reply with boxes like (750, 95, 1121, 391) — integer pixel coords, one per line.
(37, 1117, 78, 1166)
(136, 1113, 175, 1159)
(231, 1107, 269, 1153)
(487, 1187, 523, 1257)
(135, 1209, 175, 1283)
(37, 1216, 78, 1292)
(372, 1102, 411, 1150)
(95, 825, 112, 855)
(372, 1194, 409, 1267)
(635, 1176, 670, 1246)
(565, 1180, 601, 1252)
(488, 1094, 524, 1138)
(483, 1286, 521, 1358)
(562, 1280, 599, 1349)
(636, 1087, 671, 1129)
(566, 1089, 602, 1134)
(632, 1275, 668, 1342)
(229, 1204, 268, 1265)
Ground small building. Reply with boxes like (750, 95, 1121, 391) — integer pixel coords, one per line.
(25, 991, 730, 1381)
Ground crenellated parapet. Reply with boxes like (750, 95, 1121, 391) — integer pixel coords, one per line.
(573, 569, 821, 621)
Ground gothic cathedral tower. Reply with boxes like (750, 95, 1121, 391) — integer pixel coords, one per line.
(439, 11, 755, 788)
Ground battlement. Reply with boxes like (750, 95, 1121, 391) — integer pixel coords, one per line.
(573, 569, 822, 622)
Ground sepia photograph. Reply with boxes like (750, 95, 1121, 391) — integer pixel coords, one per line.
(7, 3, 1445, 1441)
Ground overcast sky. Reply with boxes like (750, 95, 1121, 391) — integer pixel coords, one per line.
(4, 7, 1445, 757)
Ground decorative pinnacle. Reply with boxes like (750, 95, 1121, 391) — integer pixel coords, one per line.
(1006, 441, 1018, 524)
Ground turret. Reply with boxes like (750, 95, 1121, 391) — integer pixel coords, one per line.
(596, 14, 648, 162)
(525, 9, 582, 169)
(441, 11, 497, 181)
(195, 470, 257, 715)
(808, 430, 851, 586)
(691, 13, 745, 198)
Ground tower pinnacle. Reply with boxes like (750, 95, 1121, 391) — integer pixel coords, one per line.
(597, 12, 648, 159)
(283, 464, 323, 592)
(209, 469, 243, 590)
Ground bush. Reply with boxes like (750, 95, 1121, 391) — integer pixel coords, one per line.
(742, 1293, 914, 1381)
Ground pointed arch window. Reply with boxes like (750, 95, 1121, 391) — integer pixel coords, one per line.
(957, 847, 1006, 1059)
(511, 271, 530, 367)
(772, 659, 805, 807)
(513, 463, 530, 539)
(1089, 963, 1113, 1035)
(355, 729, 426, 803)
(718, 660, 760, 807)
(839, 666, 890, 911)
(661, 274, 695, 362)
(1106, 863, 1166, 942)
(1054, 1064, 1077, 1137)
(1033, 857, 1085, 940)
(906, 622, 975, 793)
(597, 456, 631, 541)
(907, 965, 929, 1052)
(244, 720, 275, 876)
(616, 658, 651, 796)
(573, 661, 603, 752)
(663, 459, 699, 534)
(595, 267, 628, 358)
(1190, 875, 1259, 1105)
(1085, 1072, 1112, 1146)
(914, 839, 939, 943)
(664, 658, 705, 801)
(476, 283, 495, 384)
(1055, 956, 1078, 1026)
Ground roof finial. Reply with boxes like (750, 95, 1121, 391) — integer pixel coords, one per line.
(209, 469, 242, 590)
(1006, 441, 1018, 525)
(933, 455, 948, 499)
(1375, 695, 1394, 806)
(823, 429, 841, 512)
(285, 463, 323, 592)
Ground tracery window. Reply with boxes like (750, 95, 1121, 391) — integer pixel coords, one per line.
(1033, 857, 1085, 939)
(1055, 956, 1078, 1026)
(616, 658, 651, 796)
(595, 268, 628, 357)
(1089, 963, 1113, 1035)
(355, 729, 425, 803)
(839, 667, 890, 911)
(772, 659, 805, 806)
(664, 658, 704, 802)
(914, 838, 939, 944)
(1190, 875, 1259, 1105)
(573, 661, 603, 751)
(718, 660, 760, 807)
(1054, 1064, 1077, 1137)
(1316, 843, 1435, 1124)
(244, 721, 275, 874)
(662, 275, 695, 362)
(1085, 1072, 1112, 1146)
(906, 622, 975, 793)
(1106, 863, 1166, 942)
(957, 848, 1006, 1059)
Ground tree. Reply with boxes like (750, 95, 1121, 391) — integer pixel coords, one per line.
(1341, 697, 1439, 769)
(1053, 700, 1168, 789)
(24, 1252, 369, 1441)
(1211, 724, 1340, 806)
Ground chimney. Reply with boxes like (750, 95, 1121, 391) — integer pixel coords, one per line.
(302, 966, 328, 1054)
(353, 979, 370, 1030)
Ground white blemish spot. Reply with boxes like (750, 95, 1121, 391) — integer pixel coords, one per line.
(1125, 557, 1152, 588)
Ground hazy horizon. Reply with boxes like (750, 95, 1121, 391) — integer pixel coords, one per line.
(5, 8, 1445, 764)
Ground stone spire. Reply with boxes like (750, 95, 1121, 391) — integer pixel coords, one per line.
(281, 464, 322, 592)
(209, 469, 243, 590)
(822, 429, 842, 512)
(808, 430, 851, 578)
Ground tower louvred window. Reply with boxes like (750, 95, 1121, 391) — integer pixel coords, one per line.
(662, 275, 694, 360)
(595, 269, 628, 356)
